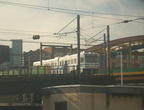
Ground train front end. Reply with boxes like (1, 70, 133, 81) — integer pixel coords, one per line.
(81, 53, 99, 74)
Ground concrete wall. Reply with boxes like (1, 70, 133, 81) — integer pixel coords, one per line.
(0, 95, 18, 103)
(109, 95, 142, 110)
(43, 93, 81, 110)
(80, 93, 106, 110)
(43, 93, 142, 110)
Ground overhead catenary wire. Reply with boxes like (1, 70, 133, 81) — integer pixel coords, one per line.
(1, 16, 142, 36)
(0, 28, 53, 34)
(0, 28, 77, 40)
(0, 0, 143, 39)
(81, 17, 144, 31)
(87, 28, 107, 41)
(81, 31, 92, 38)
(0, 29, 56, 40)
(0, 28, 77, 36)
(85, 28, 106, 45)
(0, 28, 55, 39)
(0, 39, 91, 46)
(0, 16, 143, 42)
(56, 17, 77, 34)
(0, 1, 143, 47)
(0, 0, 143, 20)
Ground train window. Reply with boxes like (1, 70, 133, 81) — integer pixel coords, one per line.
(51, 63, 54, 67)
(74, 58, 76, 64)
(56, 62, 58, 67)
(71, 59, 73, 64)
(68, 60, 70, 64)
(62, 61, 64, 65)
(65, 60, 67, 64)
(85, 54, 97, 63)
(80, 57, 84, 63)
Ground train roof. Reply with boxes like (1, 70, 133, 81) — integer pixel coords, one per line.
(33, 51, 98, 64)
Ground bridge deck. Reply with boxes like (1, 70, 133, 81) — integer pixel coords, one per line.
(0, 66, 144, 95)
(0, 74, 115, 95)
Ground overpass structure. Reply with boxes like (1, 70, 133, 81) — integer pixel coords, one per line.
(0, 66, 143, 95)
(0, 74, 115, 95)
(86, 35, 144, 66)
(86, 35, 144, 84)
(86, 35, 144, 53)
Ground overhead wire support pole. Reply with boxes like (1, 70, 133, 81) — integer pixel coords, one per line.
(56, 17, 77, 34)
(40, 43, 42, 66)
(104, 34, 107, 75)
(77, 15, 81, 79)
(120, 52, 123, 85)
(107, 25, 110, 76)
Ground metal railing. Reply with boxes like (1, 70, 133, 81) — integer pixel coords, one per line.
(0, 66, 98, 77)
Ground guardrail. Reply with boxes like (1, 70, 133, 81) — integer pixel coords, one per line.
(0, 66, 60, 76)
(0, 66, 98, 77)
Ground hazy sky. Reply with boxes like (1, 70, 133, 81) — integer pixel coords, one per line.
(0, 0, 144, 52)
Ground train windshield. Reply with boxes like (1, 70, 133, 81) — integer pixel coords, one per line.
(85, 54, 98, 63)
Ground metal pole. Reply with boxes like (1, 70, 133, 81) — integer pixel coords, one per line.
(70, 44, 73, 54)
(28, 53, 31, 67)
(104, 34, 107, 75)
(28, 53, 31, 76)
(129, 42, 132, 68)
(107, 25, 110, 75)
(40, 43, 42, 66)
(77, 15, 80, 77)
(120, 52, 123, 85)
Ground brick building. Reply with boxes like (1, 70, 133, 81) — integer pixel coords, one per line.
(24, 46, 73, 66)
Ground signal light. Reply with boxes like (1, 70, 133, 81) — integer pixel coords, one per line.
(33, 35, 40, 40)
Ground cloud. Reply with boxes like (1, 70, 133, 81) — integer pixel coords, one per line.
(0, 0, 143, 51)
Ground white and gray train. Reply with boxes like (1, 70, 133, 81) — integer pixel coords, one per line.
(33, 52, 99, 74)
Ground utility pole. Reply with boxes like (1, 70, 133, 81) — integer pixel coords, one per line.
(120, 52, 123, 85)
(107, 25, 110, 75)
(40, 43, 42, 66)
(77, 15, 80, 78)
(28, 53, 31, 67)
(70, 44, 73, 54)
(104, 34, 107, 75)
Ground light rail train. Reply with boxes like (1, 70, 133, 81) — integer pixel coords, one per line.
(33, 52, 99, 74)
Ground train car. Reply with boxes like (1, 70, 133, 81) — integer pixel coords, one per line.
(33, 51, 99, 74)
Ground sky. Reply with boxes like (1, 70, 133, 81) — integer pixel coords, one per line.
(0, 0, 144, 52)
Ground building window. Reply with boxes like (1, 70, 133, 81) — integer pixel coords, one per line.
(54, 52, 64, 57)
(55, 101, 67, 110)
